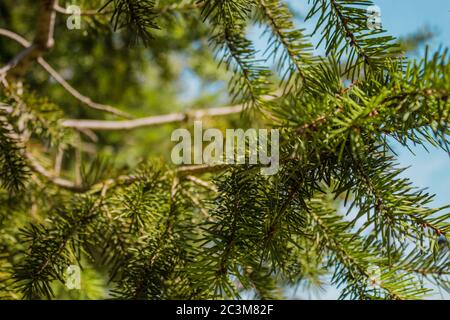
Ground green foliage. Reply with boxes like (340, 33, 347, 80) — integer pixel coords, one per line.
(306, 0, 400, 79)
(255, 0, 313, 90)
(14, 197, 101, 299)
(0, 0, 448, 300)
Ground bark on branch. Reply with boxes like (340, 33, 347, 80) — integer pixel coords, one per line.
(0, 28, 131, 118)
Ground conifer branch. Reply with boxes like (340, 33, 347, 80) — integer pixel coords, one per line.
(307, 0, 399, 78)
(0, 28, 132, 118)
(1, 0, 57, 79)
(256, 0, 312, 86)
(1, 0, 449, 300)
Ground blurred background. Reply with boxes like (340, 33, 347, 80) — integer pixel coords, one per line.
(0, 0, 448, 299)
(280, 0, 450, 299)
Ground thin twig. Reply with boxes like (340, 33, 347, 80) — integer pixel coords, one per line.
(37, 58, 132, 118)
(185, 175, 218, 192)
(61, 91, 281, 130)
(2, 0, 57, 78)
(24, 151, 85, 192)
(61, 105, 244, 130)
(54, 146, 64, 176)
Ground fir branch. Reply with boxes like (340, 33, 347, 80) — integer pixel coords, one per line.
(101, 0, 160, 46)
(0, 114, 29, 193)
(14, 197, 101, 299)
(306, 0, 399, 79)
(306, 195, 427, 300)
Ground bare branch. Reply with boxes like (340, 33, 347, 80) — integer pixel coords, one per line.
(53, 3, 110, 16)
(37, 58, 133, 118)
(155, 2, 205, 14)
(0, 28, 29, 47)
(176, 163, 229, 176)
(0, 28, 132, 118)
(24, 142, 230, 194)
(60, 89, 282, 130)
(3, 0, 57, 78)
(185, 175, 218, 192)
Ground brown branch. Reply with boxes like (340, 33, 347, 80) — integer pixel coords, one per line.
(60, 90, 281, 131)
(25, 146, 229, 193)
(0, 28, 29, 47)
(54, 2, 205, 16)
(155, 2, 205, 14)
(53, 4, 111, 16)
(25, 151, 85, 192)
(61, 104, 245, 130)
(176, 163, 229, 176)
(34, 0, 57, 50)
(90, 164, 227, 194)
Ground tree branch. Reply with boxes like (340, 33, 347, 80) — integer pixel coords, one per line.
(53, 3, 110, 16)
(24, 145, 229, 194)
(54, 2, 205, 16)
(4, 0, 57, 78)
(24, 151, 86, 192)
(61, 104, 245, 130)
(185, 175, 218, 192)
(34, 0, 57, 50)
(60, 91, 281, 131)
(37, 58, 132, 118)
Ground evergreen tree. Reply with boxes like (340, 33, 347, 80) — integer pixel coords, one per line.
(0, 0, 448, 299)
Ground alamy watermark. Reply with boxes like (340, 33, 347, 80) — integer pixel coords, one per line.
(171, 121, 280, 175)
